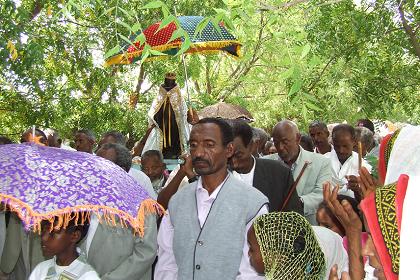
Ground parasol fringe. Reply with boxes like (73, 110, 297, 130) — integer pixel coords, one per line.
(0, 194, 165, 237)
(104, 40, 242, 67)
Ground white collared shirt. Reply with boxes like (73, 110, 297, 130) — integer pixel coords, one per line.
(155, 175, 268, 280)
(314, 144, 334, 154)
(324, 150, 372, 197)
(232, 157, 256, 187)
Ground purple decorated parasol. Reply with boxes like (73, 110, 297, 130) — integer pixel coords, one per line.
(0, 143, 163, 236)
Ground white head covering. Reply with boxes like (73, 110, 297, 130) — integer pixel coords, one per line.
(385, 125, 420, 184)
(312, 226, 349, 280)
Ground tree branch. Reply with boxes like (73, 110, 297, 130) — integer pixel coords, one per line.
(398, 2, 420, 59)
(142, 83, 156, 95)
(135, 65, 145, 94)
(57, 19, 99, 29)
(307, 55, 336, 92)
(221, 13, 267, 101)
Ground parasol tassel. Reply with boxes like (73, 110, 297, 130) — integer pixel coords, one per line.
(0, 194, 165, 237)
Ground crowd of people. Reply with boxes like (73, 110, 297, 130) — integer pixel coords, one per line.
(0, 115, 418, 280)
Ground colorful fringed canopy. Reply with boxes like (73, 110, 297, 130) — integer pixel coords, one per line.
(0, 143, 163, 236)
(105, 16, 241, 66)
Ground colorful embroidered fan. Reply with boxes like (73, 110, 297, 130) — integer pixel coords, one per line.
(105, 16, 241, 66)
(0, 143, 163, 236)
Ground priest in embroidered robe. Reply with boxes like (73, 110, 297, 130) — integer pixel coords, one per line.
(142, 73, 190, 159)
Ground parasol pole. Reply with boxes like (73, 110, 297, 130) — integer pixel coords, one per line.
(181, 54, 190, 105)
(181, 54, 193, 115)
(174, 6, 193, 114)
(32, 125, 35, 142)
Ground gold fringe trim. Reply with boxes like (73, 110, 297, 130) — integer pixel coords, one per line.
(104, 40, 242, 67)
(0, 194, 165, 237)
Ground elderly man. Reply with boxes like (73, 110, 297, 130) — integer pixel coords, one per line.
(98, 132, 157, 199)
(97, 130, 126, 149)
(231, 121, 302, 213)
(86, 143, 157, 280)
(96, 143, 156, 199)
(0, 213, 45, 280)
(264, 120, 332, 225)
(354, 126, 375, 157)
(141, 150, 167, 194)
(309, 121, 333, 154)
(74, 129, 96, 153)
(155, 118, 268, 280)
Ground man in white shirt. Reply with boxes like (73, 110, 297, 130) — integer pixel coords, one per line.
(324, 124, 372, 200)
(155, 118, 269, 280)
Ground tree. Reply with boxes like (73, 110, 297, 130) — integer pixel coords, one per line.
(1, 0, 418, 142)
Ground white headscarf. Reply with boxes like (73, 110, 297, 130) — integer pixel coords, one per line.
(312, 226, 349, 280)
(385, 125, 420, 185)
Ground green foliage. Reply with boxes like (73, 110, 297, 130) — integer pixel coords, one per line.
(1, 0, 419, 143)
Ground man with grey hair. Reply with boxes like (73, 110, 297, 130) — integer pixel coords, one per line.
(96, 143, 133, 172)
(96, 143, 156, 199)
(97, 131, 126, 150)
(87, 143, 158, 280)
(264, 120, 332, 225)
(354, 126, 375, 157)
(251, 127, 269, 158)
(309, 121, 333, 154)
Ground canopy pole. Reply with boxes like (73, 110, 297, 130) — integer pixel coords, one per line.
(181, 54, 193, 115)
(181, 54, 190, 105)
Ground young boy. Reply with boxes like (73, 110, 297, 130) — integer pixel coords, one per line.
(29, 215, 100, 280)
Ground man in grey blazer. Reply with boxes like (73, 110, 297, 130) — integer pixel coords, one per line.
(0, 213, 45, 280)
(264, 120, 332, 225)
(80, 214, 157, 280)
(85, 142, 158, 280)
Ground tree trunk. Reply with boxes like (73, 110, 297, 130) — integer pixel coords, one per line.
(129, 65, 145, 109)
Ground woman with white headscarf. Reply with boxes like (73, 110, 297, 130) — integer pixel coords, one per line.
(312, 226, 349, 279)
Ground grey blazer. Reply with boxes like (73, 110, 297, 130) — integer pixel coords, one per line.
(80, 213, 157, 280)
(264, 147, 332, 225)
(0, 213, 45, 279)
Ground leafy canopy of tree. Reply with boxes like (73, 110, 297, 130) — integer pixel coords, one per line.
(1, 0, 419, 142)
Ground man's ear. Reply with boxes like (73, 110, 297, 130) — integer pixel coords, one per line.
(248, 140, 258, 153)
(296, 132, 302, 145)
(226, 142, 234, 158)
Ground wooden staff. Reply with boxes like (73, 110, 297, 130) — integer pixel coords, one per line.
(280, 161, 310, 212)
(358, 141, 363, 170)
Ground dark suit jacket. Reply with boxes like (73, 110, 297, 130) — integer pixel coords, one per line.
(253, 158, 303, 213)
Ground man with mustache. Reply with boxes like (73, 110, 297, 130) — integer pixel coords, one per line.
(309, 121, 333, 154)
(155, 118, 269, 280)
